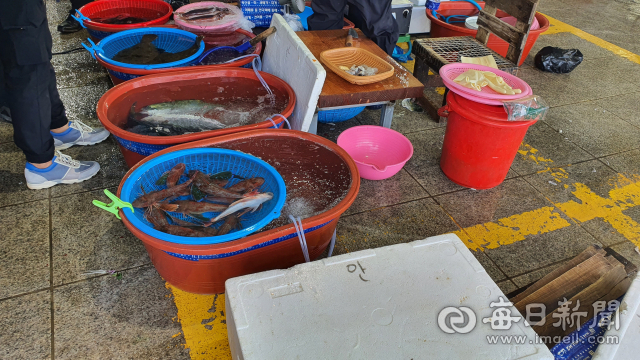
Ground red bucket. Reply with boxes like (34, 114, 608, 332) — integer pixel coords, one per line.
(438, 92, 536, 189)
(425, 2, 548, 66)
(96, 68, 296, 168)
(116, 129, 361, 294)
(77, 0, 172, 40)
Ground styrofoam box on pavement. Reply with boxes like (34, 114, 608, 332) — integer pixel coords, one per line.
(592, 274, 640, 359)
(225, 234, 554, 359)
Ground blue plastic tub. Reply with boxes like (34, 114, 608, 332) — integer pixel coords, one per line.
(318, 106, 366, 123)
(83, 28, 206, 70)
(120, 148, 287, 245)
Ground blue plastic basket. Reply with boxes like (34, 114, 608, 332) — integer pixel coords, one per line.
(82, 28, 205, 70)
(120, 148, 287, 245)
(318, 106, 366, 123)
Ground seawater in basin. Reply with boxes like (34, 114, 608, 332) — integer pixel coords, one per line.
(118, 129, 360, 294)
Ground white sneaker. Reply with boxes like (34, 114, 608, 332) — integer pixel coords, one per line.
(25, 151, 100, 190)
(52, 120, 110, 150)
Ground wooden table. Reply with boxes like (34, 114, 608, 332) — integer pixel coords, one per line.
(296, 29, 424, 131)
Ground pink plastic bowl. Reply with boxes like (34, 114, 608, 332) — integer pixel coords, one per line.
(337, 126, 413, 180)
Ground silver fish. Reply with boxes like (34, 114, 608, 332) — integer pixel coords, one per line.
(209, 192, 273, 223)
(129, 100, 227, 133)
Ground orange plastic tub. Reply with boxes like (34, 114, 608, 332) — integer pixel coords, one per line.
(96, 68, 296, 167)
(116, 129, 361, 294)
(425, 2, 548, 66)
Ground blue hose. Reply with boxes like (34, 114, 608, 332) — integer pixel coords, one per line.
(431, 0, 483, 23)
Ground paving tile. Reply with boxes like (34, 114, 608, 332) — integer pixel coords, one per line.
(51, 51, 111, 90)
(496, 280, 518, 296)
(523, 32, 614, 67)
(51, 188, 149, 286)
(345, 169, 429, 215)
(0, 143, 49, 207)
(356, 103, 443, 134)
(602, 149, 640, 175)
(334, 198, 459, 255)
(511, 122, 594, 176)
(54, 266, 189, 360)
(0, 291, 51, 360)
(403, 128, 465, 196)
(484, 224, 600, 278)
(58, 82, 112, 127)
(595, 93, 640, 128)
(609, 240, 640, 271)
(473, 251, 507, 283)
(0, 200, 50, 299)
(543, 102, 640, 157)
(316, 117, 361, 143)
(435, 178, 551, 229)
(511, 262, 564, 288)
(0, 120, 12, 145)
(50, 138, 128, 198)
(523, 159, 628, 246)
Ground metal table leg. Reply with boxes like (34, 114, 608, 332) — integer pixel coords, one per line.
(309, 112, 319, 135)
(379, 101, 395, 128)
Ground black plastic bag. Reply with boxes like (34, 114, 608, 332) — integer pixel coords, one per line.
(534, 46, 584, 73)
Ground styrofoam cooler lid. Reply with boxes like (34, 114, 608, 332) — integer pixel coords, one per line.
(225, 234, 553, 359)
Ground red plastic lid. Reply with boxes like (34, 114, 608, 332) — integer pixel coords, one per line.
(446, 91, 536, 128)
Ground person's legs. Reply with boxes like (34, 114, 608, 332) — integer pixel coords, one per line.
(308, 0, 347, 31)
(346, 0, 399, 55)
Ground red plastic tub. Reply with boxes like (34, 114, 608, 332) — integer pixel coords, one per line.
(97, 68, 296, 167)
(116, 129, 361, 294)
(77, 0, 172, 41)
(438, 91, 536, 189)
(426, 2, 548, 66)
(93, 28, 262, 84)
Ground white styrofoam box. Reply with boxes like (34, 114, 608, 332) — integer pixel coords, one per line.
(226, 234, 553, 360)
(592, 274, 640, 359)
(409, 6, 431, 34)
(262, 14, 326, 132)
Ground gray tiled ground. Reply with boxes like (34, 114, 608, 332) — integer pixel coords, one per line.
(2, 2, 640, 358)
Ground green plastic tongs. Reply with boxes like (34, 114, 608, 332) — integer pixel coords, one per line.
(92, 189, 134, 220)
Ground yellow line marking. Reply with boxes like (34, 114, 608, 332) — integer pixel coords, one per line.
(540, 13, 640, 65)
(167, 283, 231, 359)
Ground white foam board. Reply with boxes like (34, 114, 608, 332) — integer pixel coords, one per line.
(262, 14, 326, 132)
(592, 274, 640, 360)
(225, 234, 553, 360)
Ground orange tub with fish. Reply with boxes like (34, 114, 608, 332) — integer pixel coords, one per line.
(96, 67, 296, 167)
(116, 129, 361, 294)
(94, 28, 263, 85)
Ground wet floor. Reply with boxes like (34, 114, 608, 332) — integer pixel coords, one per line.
(2, 0, 640, 358)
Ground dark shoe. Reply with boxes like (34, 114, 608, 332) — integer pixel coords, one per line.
(57, 14, 82, 34)
(0, 106, 10, 123)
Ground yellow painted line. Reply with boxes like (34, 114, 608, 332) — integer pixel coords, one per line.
(540, 13, 640, 65)
(167, 283, 231, 359)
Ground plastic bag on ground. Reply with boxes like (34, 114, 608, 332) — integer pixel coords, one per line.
(502, 95, 549, 121)
(534, 46, 583, 73)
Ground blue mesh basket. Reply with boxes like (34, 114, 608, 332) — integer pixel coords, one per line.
(318, 106, 365, 123)
(120, 148, 287, 245)
(82, 28, 205, 70)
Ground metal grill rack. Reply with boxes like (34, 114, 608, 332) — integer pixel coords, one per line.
(414, 36, 518, 75)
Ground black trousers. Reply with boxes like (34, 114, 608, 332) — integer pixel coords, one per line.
(308, 0, 399, 55)
(0, 5, 68, 164)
